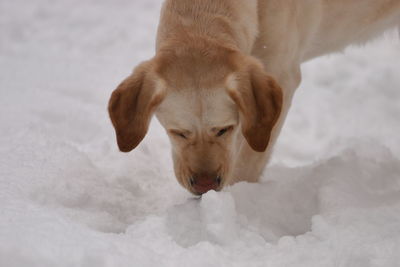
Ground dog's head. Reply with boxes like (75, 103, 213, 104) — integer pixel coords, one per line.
(108, 46, 282, 195)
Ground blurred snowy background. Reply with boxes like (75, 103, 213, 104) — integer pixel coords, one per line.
(0, 0, 399, 266)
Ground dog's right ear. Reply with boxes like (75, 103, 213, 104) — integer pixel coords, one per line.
(108, 60, 166, 152)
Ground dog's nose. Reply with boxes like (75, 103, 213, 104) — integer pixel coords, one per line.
(190, 173, 222, 195)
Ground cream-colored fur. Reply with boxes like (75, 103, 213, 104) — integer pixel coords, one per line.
(109, 0, 400, 195)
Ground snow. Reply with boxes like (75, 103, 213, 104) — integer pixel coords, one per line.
(1, 0, 399, 266)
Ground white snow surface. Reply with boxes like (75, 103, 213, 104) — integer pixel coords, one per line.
(1, 1, 400, 266)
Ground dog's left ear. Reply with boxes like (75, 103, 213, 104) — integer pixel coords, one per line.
(108, 60, 166, 152)
(226, 58, 283, 152)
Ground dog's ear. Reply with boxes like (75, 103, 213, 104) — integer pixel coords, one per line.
(108, 61, 166, 152)
(226, 59, 283, 152)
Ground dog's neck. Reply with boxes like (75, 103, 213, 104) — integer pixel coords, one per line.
(156, 0, 259, 54)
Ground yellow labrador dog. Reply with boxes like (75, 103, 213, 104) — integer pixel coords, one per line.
(109, 0, 400, 195)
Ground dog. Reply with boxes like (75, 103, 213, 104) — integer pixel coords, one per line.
(108, 0, 400, 195)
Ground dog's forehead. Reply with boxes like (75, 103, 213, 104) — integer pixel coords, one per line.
(156, 88, 238, 129)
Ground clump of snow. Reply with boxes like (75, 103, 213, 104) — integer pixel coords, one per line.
(200, 191, 238, 244)
(1, 0, 400, 266)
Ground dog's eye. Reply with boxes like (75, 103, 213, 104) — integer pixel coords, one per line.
(177, 133, 187, 139)
(216, 126, 233, 137)
(170, 130, 187, 139)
